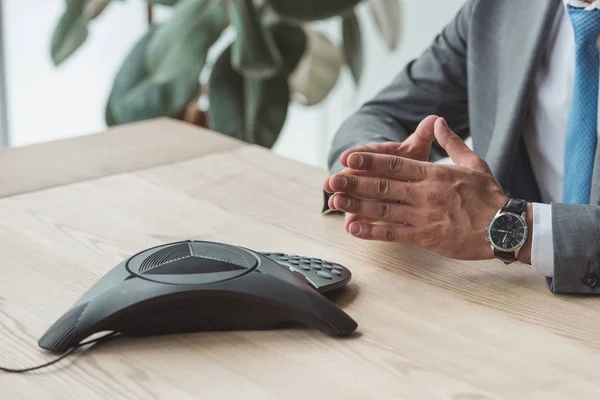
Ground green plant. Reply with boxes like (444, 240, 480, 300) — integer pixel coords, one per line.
(52, 0, 402, 147)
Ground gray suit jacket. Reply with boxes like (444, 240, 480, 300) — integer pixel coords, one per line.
(326, 0, 600, 294)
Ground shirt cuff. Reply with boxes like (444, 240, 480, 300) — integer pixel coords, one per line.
(531, 203, 554, 278)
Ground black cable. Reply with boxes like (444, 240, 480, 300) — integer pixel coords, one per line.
(0, 331, 121, 373)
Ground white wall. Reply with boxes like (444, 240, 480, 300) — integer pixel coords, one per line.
(2, 0, 466, 166)
(2, 0, 171, 146)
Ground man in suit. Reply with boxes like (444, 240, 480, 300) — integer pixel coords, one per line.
(323, 0, 600, 293)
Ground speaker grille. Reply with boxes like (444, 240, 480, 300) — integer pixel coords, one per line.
(197, 249, 252, 268)
(139, 243, 191, 274)
(126, 241, 258, 283)
(38, 302, 88, 352)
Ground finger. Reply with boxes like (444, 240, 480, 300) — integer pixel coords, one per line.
(345, 152, 429, 182)
(340, 142, 404, 167)
(403, 115, 438, 149)
(327, 174, 414, 204)
(330, 194, 418, 225)
(323, 168, 375, 193)
(344, 213, 376, 231)
(434, 118, 483, 170)
(329, 195, 380, 220)
(324, 177, 333, 193)
(347, 221, 416, 243)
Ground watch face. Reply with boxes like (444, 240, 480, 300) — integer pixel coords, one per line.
(489, 213, 527, 251)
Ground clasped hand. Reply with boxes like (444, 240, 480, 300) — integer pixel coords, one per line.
(324, 116, 508, 260)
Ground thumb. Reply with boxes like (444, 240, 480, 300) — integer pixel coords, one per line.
(397, 115, 438, 161)
(404, 115, 438, 147)
(434, 117, 485, 170)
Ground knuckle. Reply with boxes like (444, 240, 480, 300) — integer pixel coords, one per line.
(432, 166, 451, 181)
(425, 189, 440, 203)
(375, 178, 391, 197)
(422, 210, 435, 222)
(448, 133, 462, 144)
(405, 231, 417, 244)
(346, 175, 358, 191)
(419, 231, 438, 247)
(474, 156, 486, 166)
(353, 198, 363, 213)
(376, 202, 391, 219)
(383, 226, 396, 242)
(387, 156, 404, 173)
(462, 156, 489, 172)
(404, 184, 417, 199)
(474, 158, 490, 171)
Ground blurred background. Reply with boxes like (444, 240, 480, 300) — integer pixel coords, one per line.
(0, 0, 464, 167)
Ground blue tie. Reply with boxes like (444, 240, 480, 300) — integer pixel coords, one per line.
(563, 6, 600, 204)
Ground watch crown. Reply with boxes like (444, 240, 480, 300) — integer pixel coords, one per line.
(489, 216, 494, 220)
(485, 237, 490, 242)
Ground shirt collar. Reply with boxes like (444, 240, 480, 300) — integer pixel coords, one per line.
(564, 0, 600, 10)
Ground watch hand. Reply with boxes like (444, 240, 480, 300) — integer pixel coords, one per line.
(502, 234, 508, 244)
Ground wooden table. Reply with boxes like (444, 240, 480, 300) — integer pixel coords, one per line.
(1, 118, 600, 399)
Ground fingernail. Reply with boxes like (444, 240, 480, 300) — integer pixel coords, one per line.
(349, 222, 361, 235)
(336, 195, 350, 208)
(440, 118, 448, 128)
(349, 154, 363, 168)
(333, 175, 347, 189)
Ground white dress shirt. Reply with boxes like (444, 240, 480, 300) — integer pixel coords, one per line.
(526, 0, 600, 277)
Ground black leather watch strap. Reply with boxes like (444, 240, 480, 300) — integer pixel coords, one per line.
(502, 198, 527, 215)
(494, 248, 516, 264)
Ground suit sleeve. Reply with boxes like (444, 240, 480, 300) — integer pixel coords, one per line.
(546, 204, 600, 293)
(326, 0, 478, 176)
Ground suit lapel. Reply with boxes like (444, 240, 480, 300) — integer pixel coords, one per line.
(484, 0, 561, 188)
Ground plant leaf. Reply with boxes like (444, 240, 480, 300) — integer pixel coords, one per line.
(369, 0, 402, 51)
(150, 0, 181, 5)
(208, 46, 290, 148)
(107, 28, 199, 125)
(51, 0, 88, 65)
(245, 76, 290, 147)
(289, 28, 342, 106)
(83, 0, 112, 20)
(266, 0, 362, 21)
(230, 0, 282, 79)
(146, 0, 228, 83)
(342, 11, 363, 84)
(270, 22, 307, 75)
(208, 23, 305, 146)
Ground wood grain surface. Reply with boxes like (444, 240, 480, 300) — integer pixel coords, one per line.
(1, 120, 600, 399)
(0, 118, 242, 199)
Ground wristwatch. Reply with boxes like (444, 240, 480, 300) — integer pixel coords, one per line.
(486, 198, 528, 264)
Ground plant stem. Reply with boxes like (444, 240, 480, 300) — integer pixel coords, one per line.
(146, 0, 153, 26)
